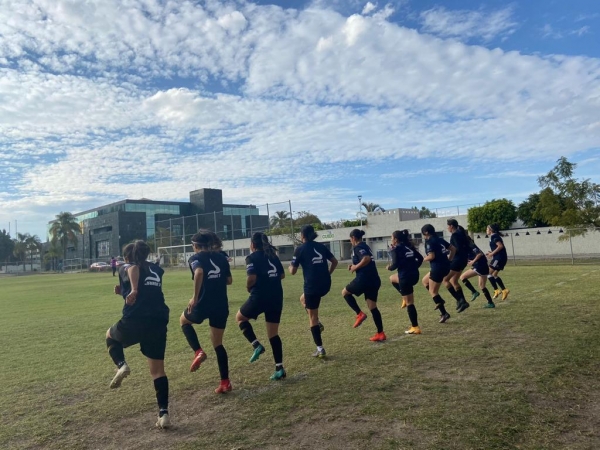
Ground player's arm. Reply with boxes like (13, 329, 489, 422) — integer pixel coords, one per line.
(246, 274, 257, 293)
(125, 265, 139, 305)
(423, 251, 435, 262)
(387, 249, 398, 271)
(328, 256, 338, 274)
(487, 240, 504, 257)
(447, 244, 456, 261)
(350, 255, 371, 273)
(187, 268, 203, 313)
(469, 252, 483, 265)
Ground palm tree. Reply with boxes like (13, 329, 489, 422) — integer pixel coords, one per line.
(25, 234, 42, 271)
(49, 212, 80, 262)
(361, 202, 385, 213)
(12, 233, 28, 271)
(44, 240, 63, 271)
(270, 211, 290, 228)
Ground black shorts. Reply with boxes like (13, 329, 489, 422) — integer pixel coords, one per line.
(109, 317, 168, 360)
(304, 293, 322, 310)
(346, 277, 381, 301)
(184, 307, 229, 330)
(489, 258, 507, 271)
(240, 296, 283, 324)
(429, 265, 450, 283)
(449, 258, 468, 273)
(398, 271, 420, 296)
(473, 262, 490, 276)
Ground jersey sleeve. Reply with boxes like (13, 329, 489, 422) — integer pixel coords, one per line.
(275, 257, 285, 276)
(290, 246, 302, 268)
(323, 245, 334, 261)
(388, 247, 399, 271)
(245, 255, 256, 276)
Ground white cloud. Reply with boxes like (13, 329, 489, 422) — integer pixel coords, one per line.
(362, 2, 377, 15)
(420, 5, 518, 42)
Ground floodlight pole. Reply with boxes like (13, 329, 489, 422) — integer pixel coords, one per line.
(358, 195, 363, 229)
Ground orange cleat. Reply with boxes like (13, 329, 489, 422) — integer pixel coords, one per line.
(369, 332, 387, 342)
(215, 379, 232, 394)
(353, 311, 368, 328)
(190, 349, 207, 372)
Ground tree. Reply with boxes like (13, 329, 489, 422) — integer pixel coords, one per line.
(25, 234, 42, 271)
(44, 240, 63, 271)
(0, 229, 14, 266)
(412, 206, 437, 219)
(517, 193, 549, 228)
(270, 211, 290, 228)
(49, 212, 80, 262)
(12, 233, 29, 271)
(467, 199, 517, 233)
(294, 211, 323, 228)
(362, 202, 385, 212)
(535, 157, 600, 238)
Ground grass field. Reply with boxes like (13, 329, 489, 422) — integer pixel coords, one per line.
(1, 264, 599, 450)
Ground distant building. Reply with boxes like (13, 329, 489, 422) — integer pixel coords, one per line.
(47, 188, 268, 261)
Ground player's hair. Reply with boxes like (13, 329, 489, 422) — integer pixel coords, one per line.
(191, 229, 214, 250)
(458, 225, 473, 244)
(251, 232, 277, 258)
(349, 229, 365, 240)
(488, 223, 500, 234)
(421, 224, 436, 236)
(447, 218, 459, 229)
(209, 231, 223, 251)
(301, 225, 318, 241)
(132, 240, 151, 266)
(392, 229, 417, 250)
(122, 243, 135, 263)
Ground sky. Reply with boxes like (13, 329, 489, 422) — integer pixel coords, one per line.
(1, 0, 599, 239)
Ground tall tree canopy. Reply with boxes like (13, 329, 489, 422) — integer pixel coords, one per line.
(362, 202, 385, 212)
(517, 193, 550, 228)
(467, 199, 517, 233)
(49, 212, 80, 261)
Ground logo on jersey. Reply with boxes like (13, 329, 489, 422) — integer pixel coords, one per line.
(207, 259, 221, 279)
(268, 260, 278, 278)
(144, 266, 161, 287)
(404, 249, 414, 258)
(312, 249, 323, 264)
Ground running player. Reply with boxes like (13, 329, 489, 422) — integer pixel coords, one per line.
(460, 232, 496, 308)
(105, 240, 171, 429)
(180, 230, 233, 394)
(289, 225, 338, 358)
(421, 224, 455, 323)
(237, 232, 287, 381)
(342, 229, 385, 342)
(444, 219, 471, 313)
(387, 230, 424, 335)
(486, 223, 510, 300)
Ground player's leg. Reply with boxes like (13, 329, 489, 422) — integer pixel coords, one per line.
(180, 312, 207, 372)
(342, 282, 367, 328)
(237, 304, 265, 363)
(265, 313, 285, 381)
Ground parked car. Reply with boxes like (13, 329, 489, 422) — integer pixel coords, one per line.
(115, 258, 126, 267)
(90, 262, 110, 271)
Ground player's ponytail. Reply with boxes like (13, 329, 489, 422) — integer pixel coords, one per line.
(191, 229, 213, 250)
(301, 225, 318, 242)
(421, 224, 436, 236)
(122, 243, 135, 263)
(261, 233, 277, 258)
(458, 225, 473, 245)
(349, 229, 365, 241)
(132, 240, 151, 266)
(393, 229, 417, 250)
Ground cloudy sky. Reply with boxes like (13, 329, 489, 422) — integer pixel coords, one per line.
(1, 0, 599, 239)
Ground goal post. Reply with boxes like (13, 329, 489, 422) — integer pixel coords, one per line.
(157, 245, 194, 268)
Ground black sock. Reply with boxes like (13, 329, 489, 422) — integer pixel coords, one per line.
(371, 307, 384, 333)
(239, 321, 259, 347)
(482, 287, 494, 303)
(391, 282, 402, 294)
(495, 277, 506, 290)
(181, 324, 201, 352)
(153, 376, 169, 413)
(269, 335, 283, 366)
(106, 338, 125, 367)
(455, 286, 466, 302)
(488, 276, 498, 290)
(462, 279, 476, 294)
(344, 294, 362, 315)
(447, 285, 459, 301)
(433, 295, 447, 315)
(310, 325, 323, 347)
(214, 345, 229, 380)
(407, 304, 418, 327)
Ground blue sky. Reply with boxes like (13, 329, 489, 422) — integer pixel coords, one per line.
(1, 0, 599, 239)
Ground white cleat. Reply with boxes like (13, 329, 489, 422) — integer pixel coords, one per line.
(156, 413, 171, 429)
(109, 363, 131, 389)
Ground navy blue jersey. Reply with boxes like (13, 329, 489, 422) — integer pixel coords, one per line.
(489, 233, 508, 260)
(246, 251, 284, 301)
(388, 244, 423, 277)
(352, 241, 380, 281)
(450, 230, 470, 261)
(467, 242, 488, 272)
(119, 262, 169, 320)
(189, 251, 231, 311)
(424, 236, 451, 269)
(291, 241, 334, 295)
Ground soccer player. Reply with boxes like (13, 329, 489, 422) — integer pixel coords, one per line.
(387, 230, 424, 335)
(421, 224, 456, 323)
(180, 230, 233, 394)
(110, 256, 117, 276)
(105, 240, 171, 429)
(237, 232, 287, 381)
(289, 225, 338, 358)
(444, 220, 471, 313)
(341, 229, 385, 342)
(486, 223, 510, 300)
(460, 234, 496, 308)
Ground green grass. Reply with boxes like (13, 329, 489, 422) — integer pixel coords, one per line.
(1, 265, 600, 449)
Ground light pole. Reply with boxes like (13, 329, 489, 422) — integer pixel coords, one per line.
(358, 195, 363, 229)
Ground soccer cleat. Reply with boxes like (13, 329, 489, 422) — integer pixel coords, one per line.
(501, 289, 510, 301)
(319, 321, 325, 333)
(214, 379, 233, 394)
(190, 349, 207, 372)
(312, 348, 326, 358)
(439, 313, 451, 323)
(249, 344, 265, 363)
(156, 413, 171, 429)
(109, 363, 131, 389)
(401, 299, 407, 309)
(369, 332, 387, 342)
(270, 368, 287, 381)
(483, 303, 496, 308)
(405, 326, 422, 335)
(457, 301, 470, 313)
(471, 291, 480, 302)
(492, 289, 500, 299)
(455, 300, 462, 311)
(353, 311, 368, 328)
